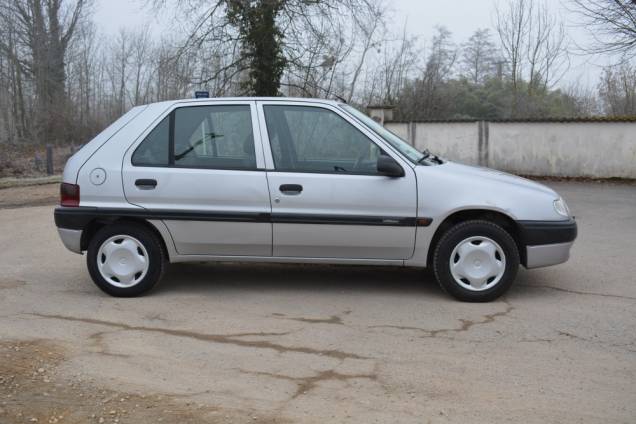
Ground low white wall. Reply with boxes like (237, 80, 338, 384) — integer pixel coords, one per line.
(489, 122, 636, 178)
(386, 122, 480, 166)
(384, 121, 636, 178)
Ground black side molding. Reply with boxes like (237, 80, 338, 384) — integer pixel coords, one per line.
(517, 219, 577, 246)
(271, 213, 417, 227)
(54, 207, 270, 230)
(54, 207, 428, 230)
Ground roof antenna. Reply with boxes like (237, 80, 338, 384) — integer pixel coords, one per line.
(333, 94, 347, 104)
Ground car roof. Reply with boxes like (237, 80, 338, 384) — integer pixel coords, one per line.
(144, 97, 343, 108)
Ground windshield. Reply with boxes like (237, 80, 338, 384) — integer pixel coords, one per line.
(340, 104, 425, 164)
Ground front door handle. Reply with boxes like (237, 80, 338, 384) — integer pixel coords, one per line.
(279, 184, 303, 194)
(135, 179, 157, 189)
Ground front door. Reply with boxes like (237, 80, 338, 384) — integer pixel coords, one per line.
(122, 101, 271, 256)
(258, 102, 417, 260)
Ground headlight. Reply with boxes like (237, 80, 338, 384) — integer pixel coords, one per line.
(554, 197, 570, 217)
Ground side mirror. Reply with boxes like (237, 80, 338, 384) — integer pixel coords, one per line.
(377, 155, 405, 177)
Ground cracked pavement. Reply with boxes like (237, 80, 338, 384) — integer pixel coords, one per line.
(0, 182, 635, 423)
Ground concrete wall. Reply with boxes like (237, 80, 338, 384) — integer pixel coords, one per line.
(384, 121, 636, 178)
(386, 122, 480, 165)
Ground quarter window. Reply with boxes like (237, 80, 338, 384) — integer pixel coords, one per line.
(263, 105, 382, 174)
(132, 116, 170, 166)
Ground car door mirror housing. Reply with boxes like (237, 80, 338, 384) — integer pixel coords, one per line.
(377, 155, 405, 177)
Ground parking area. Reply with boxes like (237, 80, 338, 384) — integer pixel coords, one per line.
(0, 181, 635, 423)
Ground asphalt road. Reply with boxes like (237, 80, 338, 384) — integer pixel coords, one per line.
(0, 182, 634, 423)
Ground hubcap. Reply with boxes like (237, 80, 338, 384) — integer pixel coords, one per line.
(449, 236, 506, 291)
(97, 235, 149, 288)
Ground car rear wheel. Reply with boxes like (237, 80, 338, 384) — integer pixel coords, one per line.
(433, 220, 519, 302)
(87, 223, 165, 297)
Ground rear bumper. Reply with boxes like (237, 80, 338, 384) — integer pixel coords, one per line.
(54, 207, 89, 254)
(57, 227, 83, 254)
(517, 219, 577, 269)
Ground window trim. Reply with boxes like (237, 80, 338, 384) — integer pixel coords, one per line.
(168, 110, 175, 166)
(260, 103, 394, 176)
(128, 101, 264, 171)
(256, 101, 413, 176)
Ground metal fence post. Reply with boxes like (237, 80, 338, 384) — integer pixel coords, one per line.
(46, 144, 53, 175)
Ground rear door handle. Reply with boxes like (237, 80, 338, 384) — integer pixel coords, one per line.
(135, 179, 157, 189)
(279, 184, 303, 194)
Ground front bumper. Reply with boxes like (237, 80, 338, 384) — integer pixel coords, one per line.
(525, 241, 573, 268)
(517, 218, 577, 269)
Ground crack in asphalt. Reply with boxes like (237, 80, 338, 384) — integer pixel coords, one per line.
(0, 278, 26, 290)
(519, 284, 636, 301)
(271, 310, 352, 326)
(557, 330, 636, 352)
(241, 368, 378, 399)
(29, 313, 368, 360)
(369, 302, 515, 338)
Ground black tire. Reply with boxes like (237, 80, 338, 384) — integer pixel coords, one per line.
(87, 223, 166, 297)
(433, 220, 519, 302)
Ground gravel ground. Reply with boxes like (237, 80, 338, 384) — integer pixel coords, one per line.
(0, 181, 634, 423)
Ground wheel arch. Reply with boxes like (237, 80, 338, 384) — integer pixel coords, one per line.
(426, 209, 525, 267)
(80, 217, 170, 259)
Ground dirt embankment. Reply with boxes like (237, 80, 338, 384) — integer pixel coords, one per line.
(0, 339, 283, 424)
(0, 183, 58, 209)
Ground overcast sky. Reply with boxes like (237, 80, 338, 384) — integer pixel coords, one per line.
(93, 0, 612, 90)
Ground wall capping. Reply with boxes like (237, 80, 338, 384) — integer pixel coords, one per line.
(385, 116, 636, 124)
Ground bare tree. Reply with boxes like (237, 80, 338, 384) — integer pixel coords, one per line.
(598, 62, 636, 114)
(365, 25, 420, 105)
(345, 1, 386, 102)
(525, 2, 569, 93)
(495, 0, 531, 91)
(461, 28, 498, 84)
(130, 27, 153, 106)
(396, 26, 457, 120)
(0, 0, 89, 144)
(571, 0, 636, 60)
(563, 81, 602, 115)
(151, 0, 387, 97)
(494, 0, 570, 113)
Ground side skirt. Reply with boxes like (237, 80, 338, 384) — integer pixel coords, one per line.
(168, 254, 406, 267)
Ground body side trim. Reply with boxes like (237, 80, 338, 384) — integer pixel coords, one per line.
(168, 254, 405, 266)
(55, 207, 432, 229)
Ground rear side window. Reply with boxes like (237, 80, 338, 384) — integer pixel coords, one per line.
(173, 105, 256, 170)
(132, 116, 170, 166)
(131, 105, 257, 170)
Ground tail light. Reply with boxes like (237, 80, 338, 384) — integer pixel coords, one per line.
(60, 183, 80, 207)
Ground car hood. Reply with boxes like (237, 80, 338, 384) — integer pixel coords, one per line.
(436, 161, 557, 197)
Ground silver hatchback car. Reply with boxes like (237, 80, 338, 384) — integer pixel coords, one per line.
(54, 97, 577, 301)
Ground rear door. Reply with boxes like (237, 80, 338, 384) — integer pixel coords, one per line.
(122, 101, 272, 257)
(257, 101, 417, 260)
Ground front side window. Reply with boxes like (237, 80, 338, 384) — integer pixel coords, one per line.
(174, 105, 256, 169)
(340, 104, 425, 164)
(132, 116, 170, 166)
(263, 105, 382, 174)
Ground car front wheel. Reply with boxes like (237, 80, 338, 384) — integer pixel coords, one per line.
(433, 220, 520, 302)
(87, 223, 166, 297)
